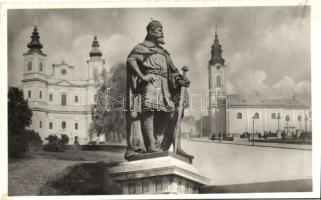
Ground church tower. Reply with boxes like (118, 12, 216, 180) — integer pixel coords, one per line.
(87, 36, 105, 85)
(208, 29, 227, 138)
(86, 36, 106, 107)
(22, 25, 48, 135)
(23, 25, 47, 81)
(22, 25, 48, 103)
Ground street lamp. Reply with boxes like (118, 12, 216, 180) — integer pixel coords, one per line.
(304, 115, 308, 132)
(252, 115, 255, 145)
(277, 113, 281, 132)
(285, 115, 290, 136)
(252, 113, 259, 145)
(200, 114, 203, 139)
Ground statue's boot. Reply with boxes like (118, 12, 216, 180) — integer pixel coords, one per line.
(176, 148, 194, 163)
(124, 148, 144, 161)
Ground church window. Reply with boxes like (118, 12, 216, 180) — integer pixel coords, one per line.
(61, 94, 67, 106)
(28, 90, 31, 98)
(237, 112, 242, 119)
(28, 61, 32, 71)
(61, 69, 67, 75)
(39, 62, 43, 71)
(75, 123, 78, 130)
(49, 122, 53, 129)
(62, 121, 66, 129)
(74, 96, 79, 103)
(39, 91, 42, 99)
(49, 94, 53, 101)
(39, 121, 42, 128)
(216, 75, 222, 87)
(253, 112, 259, 119)
(271, 113, 276, 119)
(285, 115, 290, 121)
(93, 68, 99, 80)
(298, 115, 302, 121)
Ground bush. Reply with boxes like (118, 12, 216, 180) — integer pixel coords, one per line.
(60, 134, 69, 145)
(88, 141, 97, 145)
(39, 162, 121, 195)
(43, 134, 69, 152)
(26, 130, 43, 150)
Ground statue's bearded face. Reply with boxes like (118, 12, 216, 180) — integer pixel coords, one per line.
(149, 26, 165, 45)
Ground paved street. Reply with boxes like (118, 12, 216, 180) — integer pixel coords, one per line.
(181, 139, 312, 185)
(190, 137, 312, 150)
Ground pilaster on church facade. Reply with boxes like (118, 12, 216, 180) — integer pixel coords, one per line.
(21, 25, 107, 144)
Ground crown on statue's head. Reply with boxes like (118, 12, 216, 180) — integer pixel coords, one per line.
(146, 19, 162, 31)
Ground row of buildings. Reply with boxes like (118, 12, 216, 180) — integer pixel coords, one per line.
(20, 24, 311, 144)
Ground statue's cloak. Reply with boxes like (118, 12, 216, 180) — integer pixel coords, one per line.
(126, 41, 183, 113)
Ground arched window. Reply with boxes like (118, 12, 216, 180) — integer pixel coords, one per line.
(61, 121, 66, 129)
(253, 112, 259, 119)
(271, 113, 276, 119)
(39, 62, 43, 71)
(237, 112, 242, 119)
(297, 115, 302, 121)
(216, 75, 222, 87)
(28, 61, 32, 71)
(285, 115, 290, 121)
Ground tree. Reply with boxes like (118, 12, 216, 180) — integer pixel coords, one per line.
(8, 87, 33, 158)
(91, 64, 126, 143)
(8, 87, 32, 134)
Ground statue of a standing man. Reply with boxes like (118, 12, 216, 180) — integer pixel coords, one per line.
(125, 20, 194, 161)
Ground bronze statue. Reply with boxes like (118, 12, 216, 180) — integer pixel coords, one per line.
(125, 20, 194, 162)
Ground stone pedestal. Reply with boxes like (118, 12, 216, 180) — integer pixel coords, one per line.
(108, 152, 209, 194)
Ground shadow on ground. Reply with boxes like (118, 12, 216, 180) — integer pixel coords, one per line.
(39, 162, 121, 195)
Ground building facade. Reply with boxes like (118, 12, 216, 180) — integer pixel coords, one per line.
(208, 31, 311, 137)
(22, 26, 106, 144)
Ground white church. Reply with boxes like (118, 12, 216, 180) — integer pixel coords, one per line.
(22, 25, 106, 144)
(207, 31, 311, 137)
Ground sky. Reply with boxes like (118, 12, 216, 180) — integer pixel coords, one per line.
(7, 6, 311, 117)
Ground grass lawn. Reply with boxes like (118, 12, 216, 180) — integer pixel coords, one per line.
(8, 149, 125, 196)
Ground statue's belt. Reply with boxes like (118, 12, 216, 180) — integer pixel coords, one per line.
(144, 69, 168, 78)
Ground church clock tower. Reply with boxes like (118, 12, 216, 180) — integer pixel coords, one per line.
(208, 29, 227, 138)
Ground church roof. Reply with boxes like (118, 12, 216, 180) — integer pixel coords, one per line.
(227, 95, 309, 109)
